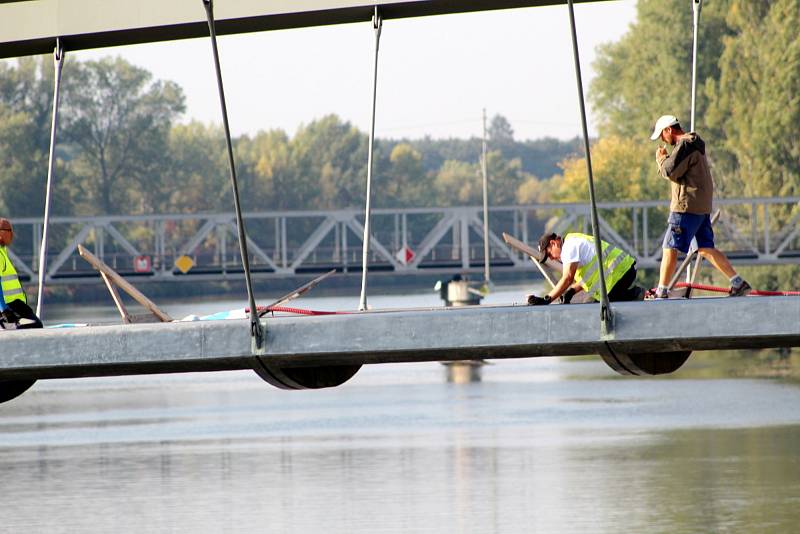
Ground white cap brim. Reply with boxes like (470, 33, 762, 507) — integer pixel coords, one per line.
(650, 115, 679, 140)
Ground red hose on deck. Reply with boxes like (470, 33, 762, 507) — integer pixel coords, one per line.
(675, 282, 800, 296)
(247, 306, 352, 316)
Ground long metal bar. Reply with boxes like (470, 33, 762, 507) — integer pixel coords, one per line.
(566, 0, 612, 333)
(359, 7, 383, 311)
(690, 0, 702, 132)
(36, 39, 65, 320)
(201, 0, 263, 349)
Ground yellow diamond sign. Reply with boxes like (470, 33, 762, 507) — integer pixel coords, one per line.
(174, 255, 195, 274)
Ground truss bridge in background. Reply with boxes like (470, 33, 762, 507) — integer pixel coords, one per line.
(7, 196, 799, 285)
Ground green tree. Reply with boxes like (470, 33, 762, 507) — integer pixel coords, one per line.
(383, 143, 427, 207)
(236, 128, 293, 210)
(0, 57, 75, 218)
(484, 151, 530, 205)
(167, 121, 228, 213)
(706, 0, 800, 198)
(488, 114, 514, 145)
(549, 136, 661, 204)
(62, 57, 185, 214)
(289, 115, 367, 209)
(434, 159, 479, 206)
(590, 0, 733, 139)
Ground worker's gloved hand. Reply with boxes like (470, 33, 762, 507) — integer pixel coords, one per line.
(560, 287, 576, 304)
(527, 294, 551, 306)
(1, 307, 20, 324)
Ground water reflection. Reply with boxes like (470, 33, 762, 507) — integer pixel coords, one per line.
(1, 360, 800, 533)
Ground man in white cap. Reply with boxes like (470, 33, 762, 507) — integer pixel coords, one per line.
(650, 115, 750, 298)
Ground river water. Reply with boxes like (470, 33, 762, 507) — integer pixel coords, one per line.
(2, 286, 799, 533)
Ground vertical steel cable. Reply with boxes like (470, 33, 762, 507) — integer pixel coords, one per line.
(202, 0, 263, 348)
(36, 39, 65, 320)
(690, 0, 702, 132)
(686, 0, 703, 282)
(359, 7, 382, 312)
(566, 0, 612, 332)
(481, 108, 491, 286)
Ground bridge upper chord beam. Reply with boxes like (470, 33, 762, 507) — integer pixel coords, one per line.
(0, 0, 606, 59)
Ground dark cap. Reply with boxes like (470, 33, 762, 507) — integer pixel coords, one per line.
(536, 232, 558, 263)
(0, 218, 12, 232)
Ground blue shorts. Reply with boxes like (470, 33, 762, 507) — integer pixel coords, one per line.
(662, 212, 715, 253)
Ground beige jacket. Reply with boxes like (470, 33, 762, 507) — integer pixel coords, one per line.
(658, 133, 713, 214)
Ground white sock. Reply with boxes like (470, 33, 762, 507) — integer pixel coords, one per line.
(730, 275, 743, 287)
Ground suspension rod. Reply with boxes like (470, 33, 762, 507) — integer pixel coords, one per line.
(359, 7, 383, 311)
(690, 0, 702, 132)
(202, 0, 263, 348)
(566, 0, 612, 333)
(36, 38, 65, 321)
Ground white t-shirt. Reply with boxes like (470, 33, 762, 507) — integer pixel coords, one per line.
(560, 235, 595, 267)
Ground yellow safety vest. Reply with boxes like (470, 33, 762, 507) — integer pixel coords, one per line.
(0, 246, 26, 305)
(565, 233, 634, 301)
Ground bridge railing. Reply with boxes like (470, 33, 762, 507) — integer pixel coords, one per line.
(7, 197, 799, 284)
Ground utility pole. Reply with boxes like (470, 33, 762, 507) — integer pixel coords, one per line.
(481, 108, 491, 287)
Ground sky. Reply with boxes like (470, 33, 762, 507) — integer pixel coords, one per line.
(73, 1, 637, 142)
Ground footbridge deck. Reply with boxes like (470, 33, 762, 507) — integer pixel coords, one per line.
(1, 297, 797, 384)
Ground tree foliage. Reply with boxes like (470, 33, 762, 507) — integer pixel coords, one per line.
(706, 0, 800, 199)
(62, 57, 185, 214)
(590, 0, 733, 139)
(0, 57, 73, 218)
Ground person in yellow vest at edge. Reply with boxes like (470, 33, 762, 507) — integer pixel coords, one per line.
(0, 218, 42, 329)
(526, 232, 645, 306)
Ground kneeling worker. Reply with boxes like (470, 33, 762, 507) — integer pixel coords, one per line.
(527, 232, 643, 306)
(0, 218, 42, 329)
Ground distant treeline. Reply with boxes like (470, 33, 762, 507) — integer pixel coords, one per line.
(0, 55, 581, 218)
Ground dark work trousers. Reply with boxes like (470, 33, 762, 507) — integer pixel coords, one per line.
(606, 265, 641, 302)
(6, 300, 43, 329)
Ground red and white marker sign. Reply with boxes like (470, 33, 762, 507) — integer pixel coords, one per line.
(133, 255, 152, 273)
(395, 246, 415, 265)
